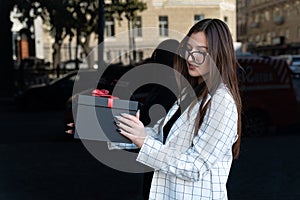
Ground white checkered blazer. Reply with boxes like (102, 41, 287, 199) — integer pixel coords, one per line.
(137, 83, 238, 200)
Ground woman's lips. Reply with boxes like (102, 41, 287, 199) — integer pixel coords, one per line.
(188, 63, 197, 70)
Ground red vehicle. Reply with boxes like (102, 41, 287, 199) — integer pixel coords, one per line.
(237, 56, 299, 136)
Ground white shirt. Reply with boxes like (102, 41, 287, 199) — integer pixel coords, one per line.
(136, 83, 238, 200)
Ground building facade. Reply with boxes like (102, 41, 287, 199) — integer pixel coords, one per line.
(100, 0, 237, 65)
(45, 0, 237, 66)
(12, 0, 237, 67)
(237, 0, 300, 56)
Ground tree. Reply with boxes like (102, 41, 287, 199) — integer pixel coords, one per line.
(13, 0, 147, 76)
(21, 0, 101, 73)
(14, 0, 78, 77)
(69, 0, 100, 69)
(107, 0, 147, 65)
(41, 0, 77, 76)
(0, 0, 15, 97)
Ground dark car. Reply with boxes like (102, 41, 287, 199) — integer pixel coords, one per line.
(277, 55, 300, 77)
(237, 56, 299, 136)
(15, 69, 99, 111)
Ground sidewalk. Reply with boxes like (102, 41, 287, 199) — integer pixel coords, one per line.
(228, 134, 300, 200)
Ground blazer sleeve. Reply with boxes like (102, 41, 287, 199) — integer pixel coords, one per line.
(136, 91, 238, 181)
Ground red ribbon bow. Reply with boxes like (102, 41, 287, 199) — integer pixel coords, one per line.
(92, 89, 119, 108)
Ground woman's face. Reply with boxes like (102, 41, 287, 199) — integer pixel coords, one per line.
(185, 32, 210, 78)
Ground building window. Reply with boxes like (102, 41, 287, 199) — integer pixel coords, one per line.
(265, 10, 270, 21)
(249, 36, 253, 43)
(133, 16, 142, 37)
(273, 7, 282, 18)
(260, 13, 264, 23)
(105, 16, 115, 37)
(286, 29, 290, 39)
(224, 16, 228, 23)
(106, 51, 112, 61)
(255, 34, 260, 42)
(255, 12, 260, 23)
(266, 32, 271, 44)
(194, 15, 204, 23)
(135, 50, 144, 62)
(280, 29, 284, 36)
(159, 16, 168, 37)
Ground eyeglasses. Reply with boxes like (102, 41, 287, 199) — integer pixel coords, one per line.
(185, 49, 208, 65)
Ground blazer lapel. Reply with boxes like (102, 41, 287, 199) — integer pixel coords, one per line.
(163, 102, 198, 145)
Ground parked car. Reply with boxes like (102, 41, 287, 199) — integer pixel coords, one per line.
(237, 56, 299, 136)
(15, 69, 99, 111)
(277, 54, 300, 77)
(60, 59, 90, 70)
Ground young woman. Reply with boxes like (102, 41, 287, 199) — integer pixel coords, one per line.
(115, 18, 242, 200)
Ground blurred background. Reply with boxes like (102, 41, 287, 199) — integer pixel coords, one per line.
(0, 0, 300, 199)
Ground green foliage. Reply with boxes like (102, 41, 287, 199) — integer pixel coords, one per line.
(14, 0, 147, 42)
(13, 0, 147, 66)
(14, 0, 99, 44)
(106, 0, 147, 24)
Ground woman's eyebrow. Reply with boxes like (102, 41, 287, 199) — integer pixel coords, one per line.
(196, 45, 208, 49)
(186, 42, 207, 49)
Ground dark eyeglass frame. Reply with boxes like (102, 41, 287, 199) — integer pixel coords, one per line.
(185, 49, 209, 65)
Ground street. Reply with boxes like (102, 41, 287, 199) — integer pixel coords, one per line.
(0, 103, 144, 200)
(1, 100, 300, 200)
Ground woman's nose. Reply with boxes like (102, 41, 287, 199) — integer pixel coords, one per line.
(187, 53, 194, 62)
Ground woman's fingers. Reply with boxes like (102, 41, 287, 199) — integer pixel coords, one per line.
(117, 120, 134, 133)
(119, 113, 143, 126)
(114, 112, 146, 148)
(67, 123, 75, 127)
(65, 129, 73, 135)
(66, 122, 75, 135)
(115, 115, 135, 128)
(118, 129, 145, 148)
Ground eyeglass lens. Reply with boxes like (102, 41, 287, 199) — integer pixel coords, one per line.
(186, 51, 205, 65)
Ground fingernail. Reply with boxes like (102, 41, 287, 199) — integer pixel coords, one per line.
(67, 123, 73, 127)
(116, 128, 121, 132)
(65, 130, 73, 135)
(114, 116, 121, 120)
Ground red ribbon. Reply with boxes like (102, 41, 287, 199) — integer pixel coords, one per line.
(92, 89, 119, 108)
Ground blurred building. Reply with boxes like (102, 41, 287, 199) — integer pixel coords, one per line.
(237, 0, 300, 56)
(99, 0, 237, 64)
(100, 0, 237, 64)
(11, 0, 237, 67)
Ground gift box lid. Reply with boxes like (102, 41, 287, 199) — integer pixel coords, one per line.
(74, 94, 139, 143)
(77, 94, 139, 110)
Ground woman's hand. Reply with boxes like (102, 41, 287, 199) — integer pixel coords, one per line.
(115, 110, 146, 148)
(66, 123, 75, 134)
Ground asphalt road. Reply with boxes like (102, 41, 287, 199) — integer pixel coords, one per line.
(1, 100, 300, 200)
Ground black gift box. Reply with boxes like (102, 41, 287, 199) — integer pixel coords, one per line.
(74, 94, 139, 143)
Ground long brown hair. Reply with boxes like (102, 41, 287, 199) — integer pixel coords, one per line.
(174, 18, 242, 159)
